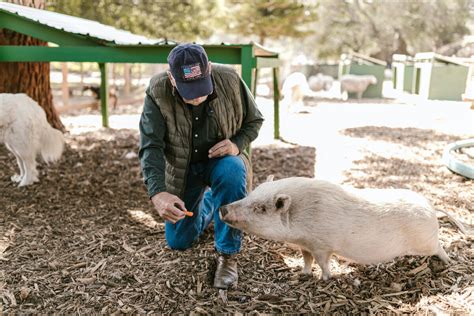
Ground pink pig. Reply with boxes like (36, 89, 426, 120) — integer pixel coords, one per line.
(220, 177, 466, 280)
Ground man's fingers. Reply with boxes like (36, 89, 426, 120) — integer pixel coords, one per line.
(209, 141, 226, 153)
(173, 201, 186, 213)
(209, 147, 225, 158)
(168, 203, 186, 217)
(209, 141, 232, 158)
(164, 211, 184, 223)
(165, 217, 179, 224)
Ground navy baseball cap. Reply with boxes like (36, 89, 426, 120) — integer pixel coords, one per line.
(167, 43, 213, 100)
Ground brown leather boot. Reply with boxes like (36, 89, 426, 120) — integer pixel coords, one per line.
(213, 254, 238, 289)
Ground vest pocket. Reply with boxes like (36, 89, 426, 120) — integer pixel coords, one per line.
(206, 107, 223, 142)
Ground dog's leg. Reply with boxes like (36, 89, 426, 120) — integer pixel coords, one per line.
(18, 152, 38, 187)
(5, 143, 25, 183)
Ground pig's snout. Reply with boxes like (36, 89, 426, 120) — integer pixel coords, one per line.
(219, 204, 245, 230)
(219, 206, 229, 221)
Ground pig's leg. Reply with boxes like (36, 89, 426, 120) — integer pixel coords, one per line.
(301, 249, 314, 275)
(436, 246, 451, 265)
(313, 251, 332, 280)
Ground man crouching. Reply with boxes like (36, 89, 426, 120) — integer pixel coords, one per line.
(138, 43, 263, 289)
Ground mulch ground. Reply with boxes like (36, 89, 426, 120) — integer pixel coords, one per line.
(1, 124, 472, 314)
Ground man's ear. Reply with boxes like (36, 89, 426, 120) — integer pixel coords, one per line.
(208, 61, 212, 74)
(274, 194, 291, 213)
(265, 175, 274, 182)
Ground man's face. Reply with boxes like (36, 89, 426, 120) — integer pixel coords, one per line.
(167, 62, 212, 106)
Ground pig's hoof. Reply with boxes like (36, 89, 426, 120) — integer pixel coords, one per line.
(430, 259, 449, 273)
(298, 273, 313, 281)
(301, 269, 313, 275)
(321, 274, 331, 281)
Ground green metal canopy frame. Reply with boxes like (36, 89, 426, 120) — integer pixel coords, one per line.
(0, 3, 282, 138)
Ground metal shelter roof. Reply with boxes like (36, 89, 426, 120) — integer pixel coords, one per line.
(0, 2, 282, 137)
(414, 52, 468, 67)
(392, 54, 414, 63)
(0, 1, 164, 45)
(0, 2, 279, 70)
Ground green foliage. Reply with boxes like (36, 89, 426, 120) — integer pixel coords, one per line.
(312, 0, 471, 62)
(45, 0, 471, 63)
(46, 0, 219, 42)
(222, 0, 318, 45)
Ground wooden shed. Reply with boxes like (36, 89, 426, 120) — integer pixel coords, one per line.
(412, 52, 469, 101)
(392, 54, 414, 93)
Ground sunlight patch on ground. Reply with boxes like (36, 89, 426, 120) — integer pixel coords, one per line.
(0, 228, 15, 261)
(282, 255, 305, 269)
(63, 114, 140, 135)
(416, 291, 474, 315)
(282, 254, 355, 278)
(127, 209, 163, 230)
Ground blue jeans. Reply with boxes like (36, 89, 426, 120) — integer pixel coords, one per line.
(165, 156, 247, 255)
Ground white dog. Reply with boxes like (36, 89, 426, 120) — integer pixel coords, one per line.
(0, 93, 64, 186)
(281, 72, 313, 113)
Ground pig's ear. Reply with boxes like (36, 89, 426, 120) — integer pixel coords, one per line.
(265, 175, 274, 182)
(274, 194, 291, 213)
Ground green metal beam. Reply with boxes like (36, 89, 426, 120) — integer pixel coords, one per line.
(0, 45, 244, 64)
(256, 56, 281, 69)
(99, 63, 109, 128)
(240, 45, 256, 89)
(0, 11, 99, 46)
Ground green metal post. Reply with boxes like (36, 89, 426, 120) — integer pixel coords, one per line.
(273, 67, 280, 139)
(99, 62, 109, 128)
(252, 68, 258, 96)
(240, 45, 255, 156)
(240, 45, 254, 89)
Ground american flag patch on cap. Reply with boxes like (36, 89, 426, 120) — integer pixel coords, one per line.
(182, 63, 202, 80)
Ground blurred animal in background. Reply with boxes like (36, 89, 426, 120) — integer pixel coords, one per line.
(340, 74, 377, 101)
(82, 85, 118, 109)
(308, 73, 334, 92)
(281, 72, 313, 113)
(0, 93, 64, 186)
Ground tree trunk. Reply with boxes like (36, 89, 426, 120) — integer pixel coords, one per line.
(0, 0, 64, 131)
(61, 62, 69, 107)
(394, 31, 409, 56)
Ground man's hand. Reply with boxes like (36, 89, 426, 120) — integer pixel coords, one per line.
(151, 192, 186, 224)
(208, 139, 239, 158)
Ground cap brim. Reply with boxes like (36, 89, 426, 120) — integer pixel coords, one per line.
(175, 76, 213, 100)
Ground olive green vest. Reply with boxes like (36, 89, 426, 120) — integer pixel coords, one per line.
(148, 64, 252, 198)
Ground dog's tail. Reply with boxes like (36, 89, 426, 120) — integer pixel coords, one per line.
(40, 124, 64, 164)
